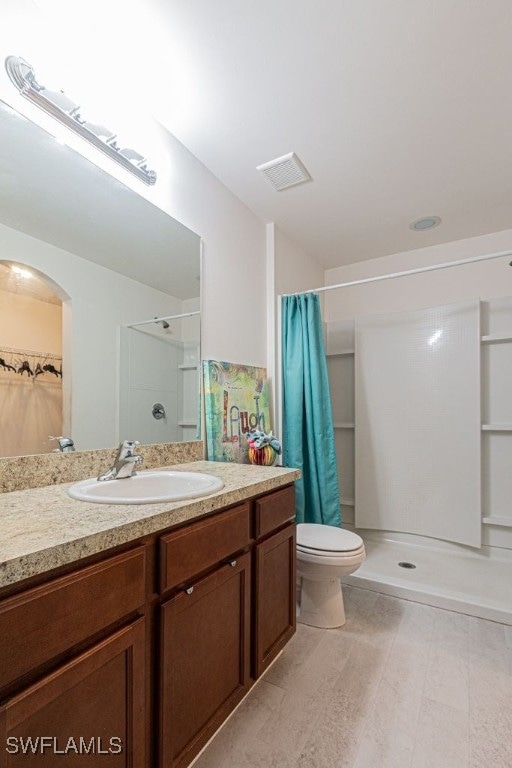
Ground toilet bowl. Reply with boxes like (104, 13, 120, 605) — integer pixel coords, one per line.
(296, 523, 365, 628)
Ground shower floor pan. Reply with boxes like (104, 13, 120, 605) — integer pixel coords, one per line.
(343, 536, 512, 625)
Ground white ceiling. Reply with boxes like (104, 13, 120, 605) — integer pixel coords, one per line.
(149, 0, 512, 268)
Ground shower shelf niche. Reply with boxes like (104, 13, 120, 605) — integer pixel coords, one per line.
(480, 298, 512, 533)
(482, 517, 512, 528)
(326, 320, 356, 527)
(481, 334, 512, 343)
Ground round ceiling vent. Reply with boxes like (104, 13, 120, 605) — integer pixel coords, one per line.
(409, 216, 441, 231)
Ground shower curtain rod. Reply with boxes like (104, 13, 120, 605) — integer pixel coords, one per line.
(126, 310, 200, 328)
(279, 249, 512, 297)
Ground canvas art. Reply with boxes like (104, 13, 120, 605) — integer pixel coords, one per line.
(202, 360, 271, 462)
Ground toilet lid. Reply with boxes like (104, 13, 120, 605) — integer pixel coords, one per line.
(297, 523, 363, 553)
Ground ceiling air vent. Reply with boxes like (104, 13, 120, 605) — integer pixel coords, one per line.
(257, 152, 311, 191)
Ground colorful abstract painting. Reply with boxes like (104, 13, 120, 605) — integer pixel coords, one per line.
(202, 360, 271, 462)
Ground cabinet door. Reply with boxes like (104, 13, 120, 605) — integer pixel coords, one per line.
(254, 523, 296, 678)
(0, 619, 145, 767)
(160, 553, 251, 768)
(0, 547, 145, 692)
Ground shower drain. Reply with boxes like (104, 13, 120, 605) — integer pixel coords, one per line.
(398, 561, 417, 569)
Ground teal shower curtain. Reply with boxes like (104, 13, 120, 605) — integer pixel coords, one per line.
(282, 293, 341, 527)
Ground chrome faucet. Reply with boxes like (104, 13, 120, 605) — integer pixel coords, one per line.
(97, 440, 143, 481)
(49, 436, 75, 453)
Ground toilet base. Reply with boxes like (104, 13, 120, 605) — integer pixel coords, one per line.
(297, 576, 346, 628)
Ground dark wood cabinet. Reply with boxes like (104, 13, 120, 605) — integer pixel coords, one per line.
(0, 548, 145, 692)
(159, 503, 251, 593)
(159, 554, 251, 768)
(253, 522, 296, 677)
(0, 619, 146, 767)
(0, 482, 296, 768)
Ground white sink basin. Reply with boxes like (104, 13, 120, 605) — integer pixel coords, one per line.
(68, 470, 225, 505)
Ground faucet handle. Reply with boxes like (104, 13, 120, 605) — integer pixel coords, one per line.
(118, 439, 140, 456)
(49, 436, 75, 452)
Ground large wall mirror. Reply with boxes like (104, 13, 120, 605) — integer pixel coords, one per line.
(0, 98, 201, 458)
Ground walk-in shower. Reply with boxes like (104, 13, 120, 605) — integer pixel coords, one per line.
(279, 249, 512, 625)
(120, 310, 200, 445)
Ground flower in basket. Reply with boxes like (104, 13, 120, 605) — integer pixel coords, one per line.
(245, 430, 282, 466)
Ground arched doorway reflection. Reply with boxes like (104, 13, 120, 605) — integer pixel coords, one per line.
(0, 261, 68, 457)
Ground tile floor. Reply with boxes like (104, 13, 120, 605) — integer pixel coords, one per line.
(194, 586, 512, 768)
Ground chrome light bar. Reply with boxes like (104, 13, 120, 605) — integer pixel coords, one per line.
(5, 55, 157, 186)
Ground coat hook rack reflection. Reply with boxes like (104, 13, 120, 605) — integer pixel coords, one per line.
(0, 346, 62, 378)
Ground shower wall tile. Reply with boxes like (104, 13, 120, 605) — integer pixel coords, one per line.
(355, 300, 481, 547)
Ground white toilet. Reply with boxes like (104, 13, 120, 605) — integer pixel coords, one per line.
(296, 523, 366, 628)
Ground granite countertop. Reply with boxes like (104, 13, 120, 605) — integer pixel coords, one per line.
(0, 461, 300, 590)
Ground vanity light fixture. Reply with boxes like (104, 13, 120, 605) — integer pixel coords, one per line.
(5, 55, 157, 186)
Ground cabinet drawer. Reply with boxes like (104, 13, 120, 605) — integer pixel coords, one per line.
(159, 503, 251, 593)
(0, 547, 145, 690)
(254, 485, 296, 539)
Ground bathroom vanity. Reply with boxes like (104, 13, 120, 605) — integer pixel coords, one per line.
(0, 461, 299, 767)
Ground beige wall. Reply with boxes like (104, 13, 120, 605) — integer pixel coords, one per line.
(0, 288, 61, 353)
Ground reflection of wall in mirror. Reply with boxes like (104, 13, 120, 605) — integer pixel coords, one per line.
(119, 311, 200, 446)
(0, 222, 188, 453)
(0, 287, 62, 457)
